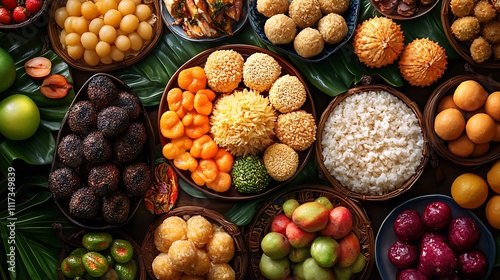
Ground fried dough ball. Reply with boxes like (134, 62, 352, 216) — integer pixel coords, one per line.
(243, 52, 281, 92)
(185, 248, 211, 276)
(68, 100, 98, 134)
(268, 74, 306, 113)
(122, 161, 151, 196)
(83, 130, 112, 165)
(317, 13, 348, 44)
(289, 0, 322, 28)
(154, 216, 187, 253)
(294, 27, 324, 58)
(168, 240, 197, 272)
(206, 263, 236, 280)
(49, 167, 81, 200)
(474, 1, 498, 23)
(87, 163, 120, 196)
(263, 143, 299, 181)
(275, 110, 317, 151)
(101, 191, 130, 224)
(204, 50, 244, 93)
(451, 16, 481, 41)
(450, 0, 475, 17)
(152, 253, 183, 280)
(57, 134, 83, 168)
(97, 106, 130, 138)
(112, 91, 142, 120)
(318, 0, 350, 14)
(257, 0, 289, 17)
(205, 231, 235, 263)
(69, 187, 100, 220)
(264, 14, 297, 45)
(482, 20, 500, 43)
(187, 215, 214, 248)
(471, 36, 492, 63)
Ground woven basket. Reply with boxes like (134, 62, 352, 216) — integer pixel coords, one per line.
(423, 74, 500, 166)
(247, 184, 375, 280)
(0, 0, 50, 31)
(441, 0, 500, 69)
(316, 84, 430, 201)
(369, 0, 439, 20)
(55, 225, 146, 280)
(141, 206, 248, 280)
(47, 0, 162, 72)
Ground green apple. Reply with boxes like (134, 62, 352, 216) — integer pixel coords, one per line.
(0, 48, 16, 93)
(259, 254, 290, 280)
(283, 198, 300, 219)
(0, 94, 40, 140)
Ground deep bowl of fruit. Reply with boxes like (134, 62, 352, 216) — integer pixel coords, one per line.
(375, 194, 496, 279)
(247, 184, 375, 280)
(0, 0, 49, 30)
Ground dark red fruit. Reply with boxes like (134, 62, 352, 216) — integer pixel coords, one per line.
(447, 217, 480, 252)
(2, 0, 17, 10)
(393, 209, 425, 241)
(437, 272, 463, 280)
(0, 7, 12, 24)
(422, 201, 452, 232)
(25, 0, 42, 15)
(419, 232, 447, 251)
(420, 241, 457, 277)
(388, 240, 419, 269)
(12, 6, 29, 23)
(457, 249, 488, 279)
(40, 74, 72, 99)
(396, 268, 427, 280)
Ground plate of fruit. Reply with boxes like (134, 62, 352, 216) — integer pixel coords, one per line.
(375, 194, 496, 279)
(247, 184, 374, 280)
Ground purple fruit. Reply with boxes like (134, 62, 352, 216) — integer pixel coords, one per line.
(422, 201, 452, 232)
(457, 249, 488, 279)
(388, 240, 419, 269)
(437, 272, 463, 280)
(417, 260, 434, 279)
(447, 217, 480, 252)
(393, 209, 426, 241)
(396, 268, 427, 280)
(420, 232, 447, 251)
(420, 241, 457, 277)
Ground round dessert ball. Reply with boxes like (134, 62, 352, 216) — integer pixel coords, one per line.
(268, 74, 307, 113)
(154, 216, 187, 253)
(168, 240, 197, 272)
(188, 248, 212, 276)
(69, 187, 100, 220)
(152, 253, 183, 280)
(264, 14, 297, 45)
(294, 27, 324, 58)
(289, 0, 322, 28)
(205, 231, 235, 263)
(48, 167, 81, 200)
(275, 110, 317, 151)
(101, 191, 130, 224)
(317, 13, 348, 44)
(257, 0, 289, 18)
(318, 0, 351, 14)
(57, 134, 83, 168)
(263, 143, 299, 181)
(186, 215, 214, 248)
(204, 49, 244, 93)
(206, 263, 236, 280)
(243, 52, 281, 92)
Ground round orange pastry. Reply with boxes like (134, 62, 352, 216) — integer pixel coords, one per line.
(353, 16, 404, 68)
(399, 38, 448, 87)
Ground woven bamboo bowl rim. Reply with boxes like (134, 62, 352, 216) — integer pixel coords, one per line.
(247, 184, 375, 280)
(0, 0, 50, 30)
(47, 0, 162, 72)
(423, 73, 500, 166)
(441, 0, 500, 70)
(141, 206, 248, 280)
(316, 84, 430, 201)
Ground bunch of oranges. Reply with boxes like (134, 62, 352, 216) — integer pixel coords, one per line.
(451, 159, 500, 230)
(434, 80, 500, 158)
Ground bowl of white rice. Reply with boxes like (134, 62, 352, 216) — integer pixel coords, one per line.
(316, 85, 429, 201)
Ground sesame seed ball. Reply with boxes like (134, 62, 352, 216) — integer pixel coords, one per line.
(264, 14, 297, 45)
(263, 143, 299, 181)
(257, 0, 289, 18)
(275, 110, 317, 151)
(268, 74, 307, 113)
(243, 52, 281, 92)
(289, 0, 323, 28)
(317, 13, 348, 45)
(204, 50, 244, 93)
(294, 27, 325, 58)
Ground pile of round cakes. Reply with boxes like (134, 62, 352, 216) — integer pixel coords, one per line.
(48, 75, 151, 225)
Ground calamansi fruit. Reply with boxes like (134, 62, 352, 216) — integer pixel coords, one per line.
(0, 94, 40, 140)
(0, 47, 16, 93)
(487, 159, 500, 194)
(485, 195, 500, 229)
(451, 173, 489, 209)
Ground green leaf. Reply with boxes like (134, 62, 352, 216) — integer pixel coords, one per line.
(225, 197, 267, 226)
(179, 178, 209, 199)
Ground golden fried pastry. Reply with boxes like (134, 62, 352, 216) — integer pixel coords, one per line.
(168, 240, 197, 272)
(152, 253, 183, 280)
(264, 14, 297, 45)
(206, 263, 236, 280)
(293, 27, 324, 58)
(154, 216, 187, 253)
(186, 215, 214, 248)
(471, 36, 493, 63)
(243, 52, 281, 92)
(317, 13, 348, 44)
(289, 0, 322, 28)
(205, 231, 235, 263)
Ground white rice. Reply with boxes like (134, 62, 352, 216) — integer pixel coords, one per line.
(321, 90, 424, 196)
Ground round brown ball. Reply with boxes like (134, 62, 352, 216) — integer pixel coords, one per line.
(263, 143, 299, 181)
(152, 253, 183, 280)
(450, 0, 475, 17)
(474, 1, 498, 23)
(317, 13, 348, 44)
(471, 36, 492, 63)
(186, 215, 214, 248)
(206, 263, 235, 280)
(289, 0, 322, 28)
(275, 110, 317, 151)
(268, 74, 307, 113)
(294, 27, 324, 58)
(318, 0, 350, 14)
(57, 134, 83, 168)
(49, 167, 81, 200)
(205, 231, 235, 263)
(154, 216, 187, 253)
(168, 240, 197, 272)
(451, 16, 481, 41)
(481, 20, 500, 44)
(243, 52, 281, 92)
(204, 50, 244, 93)
(257, 0, 289, 18)
(264, 14, 297, 45)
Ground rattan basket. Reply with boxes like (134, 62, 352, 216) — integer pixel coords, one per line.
(441, 0, 500, 69)
(141, 206, 248, 280)
(247, 184, 375, 280)
(316, 84, 430, 201)
(423, 74, 500, 166)
(47, 0, 162, 72)
(0, 0, 50, 31)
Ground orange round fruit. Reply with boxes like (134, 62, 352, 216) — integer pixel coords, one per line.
(484, 91, 500, 121)
(437, 95, 459, 113)
(447, 133, 475, 157)
(487, 159, 500, 194)
(451, 173, 489, 209)
(469, 142, 489, 157)
(492, 122, 500, 142)
(465, 113, 496, 144)
(453, 80, 488, 111)
(434, 108, 466, 140)
(485, 195, 500, 229)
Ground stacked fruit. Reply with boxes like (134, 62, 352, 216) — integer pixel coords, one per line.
(258, 197, 366, 280)
(388, 201, 489, 279)
(0, 0, 42, 24)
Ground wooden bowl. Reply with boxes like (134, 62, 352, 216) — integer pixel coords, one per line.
(370, 0, 439, 20)
(316, 84, 429, 201)
(51, 73, 155, 229)
(47, 0, 162, 72)
(158, 44, 317, 201)
(441, 0, 500, 69)
(247, 184, 375, 280)
(0, 0, 50, 31)
(56, 227, 146, 280)
(141, 206, 248, 280)
(423, 74, 500, 166)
